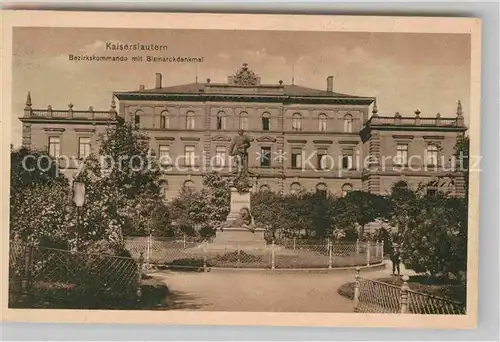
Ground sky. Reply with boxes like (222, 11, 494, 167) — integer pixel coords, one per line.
(12, 27, 471, 146)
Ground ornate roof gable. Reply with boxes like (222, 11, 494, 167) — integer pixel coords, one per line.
(231, 63, 260, 86)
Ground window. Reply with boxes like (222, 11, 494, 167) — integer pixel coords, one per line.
(78, 137, 91, 159)
(215, 146, 226, 167)
(426, 144, 439, 166)
(341, 183, 353, 197)
(216, 111, 226, 130)
(342, 150, 353, 170)
(48, 136, 60, 158)
(259, 185, 270, 192)
(158, 145, 171, 165)
(316, 183, 327, 195)
(292, 113, 302, 131)
(343, 114, 353, 133)
(240, 112, 248, 130)
(318, 113, 327, 132)
(396, 144, 408, 166)
(134, 112, 141, 129)
(160, 180, 169, 200)
(290, 182, 301, 194)
(183, 180, 195, 189)
(186, 111, 195, 130)
(262, 112, 271, 131)
(184, 145, 196, 166)
(317, 148, 328, 170)
(260, 147, 271, 167)
(160, 111, 169, 129)
(291, 148, 303, 169)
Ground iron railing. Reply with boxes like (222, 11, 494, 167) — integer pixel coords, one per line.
(9, 242, 141, 309)
(353, 268, 466, 314)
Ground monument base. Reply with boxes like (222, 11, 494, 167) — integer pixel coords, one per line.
(208, 227, 267, 251)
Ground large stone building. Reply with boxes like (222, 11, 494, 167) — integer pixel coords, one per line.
(20, 63, 467, 199)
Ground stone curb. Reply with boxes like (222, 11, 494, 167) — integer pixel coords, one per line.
(203, 262, 386, 273)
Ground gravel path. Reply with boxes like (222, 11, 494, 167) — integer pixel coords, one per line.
(148, 261, 404, 312)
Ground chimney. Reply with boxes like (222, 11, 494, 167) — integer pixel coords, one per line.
(326, 76, 334, 92)
(155, 73, 162, 89)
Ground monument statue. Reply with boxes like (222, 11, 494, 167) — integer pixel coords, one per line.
(228, 129, 253, 180)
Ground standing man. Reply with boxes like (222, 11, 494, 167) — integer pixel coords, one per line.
(228, 129, 253, 177)
(390, 244, 401, 276)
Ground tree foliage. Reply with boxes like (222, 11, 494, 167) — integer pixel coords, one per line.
(75, 120, 168, 247)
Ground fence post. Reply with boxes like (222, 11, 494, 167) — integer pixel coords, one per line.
(136, 252, 144, 303)
(353, 267, 361, 312)
(375, 240, 380, 261)
(203, 241, 208, 272)
(400, 275, 409, 313)
(328, 239, 332, 269)
(237, 244, 241, 268)
(356, 239, 359, 254)
(366, 240, 371, 266)
(183, 234, 186, 249)
(271, 240, 276, 269)
(381, 240, 385, 260)
(293, 237, 296, 250)
(146, 234, 152, 267)
(21, 245, 33, 304)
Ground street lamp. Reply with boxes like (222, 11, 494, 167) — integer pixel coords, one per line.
(72, 180, 85, 251)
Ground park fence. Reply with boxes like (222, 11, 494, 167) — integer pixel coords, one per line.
(8, 241, 143, 309)
(124, 236, 384, 270)
(353, 268, 466, 315)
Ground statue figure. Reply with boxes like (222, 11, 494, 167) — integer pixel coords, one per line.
(219, 207, 255, 233)
(228, 129, 253, 179)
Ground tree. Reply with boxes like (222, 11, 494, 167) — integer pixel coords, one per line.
(169, 186, 212, 236)
(10, 147, 67, 191)
(345, 191, 389, 239)
(74, 120, 167, 248)
(399, 192, 468, 280)
(202, 173, 231, 225)
(10, 181, 75, 249)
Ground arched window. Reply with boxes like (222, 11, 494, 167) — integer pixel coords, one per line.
(216, 111, 226, 130)
(316, 183, 327, 195)
(259, 184, 270, 192)
(341, 183, 353, 197)
(262, 112, 271, 131)
(159, 180, 169, 200)
(318, 113, 327, 132)
(183, 179, 195, 189)
(292, 113, 302, 131)
(290, 182, 301, 195)
(134, 110, 143, 129)
(239, 112, 248, 130)
(343, 114, 353, 133)
(160, 110, 169, 129)
(186, 111, 195, 130)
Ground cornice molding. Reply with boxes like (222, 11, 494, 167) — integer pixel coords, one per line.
(43, 128, 65, 132)
(256, 136, 277, 143)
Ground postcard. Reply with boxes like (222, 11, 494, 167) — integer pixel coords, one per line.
(1, 11, 481, 329)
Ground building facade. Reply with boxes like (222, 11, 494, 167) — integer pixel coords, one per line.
(19, 63, 467, 199)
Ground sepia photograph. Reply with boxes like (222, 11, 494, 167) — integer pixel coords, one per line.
(1, 11, 481, 328)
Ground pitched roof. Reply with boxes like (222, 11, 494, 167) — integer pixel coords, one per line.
(120, 82, 368, 99)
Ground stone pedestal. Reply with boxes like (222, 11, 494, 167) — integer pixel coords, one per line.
(208, 187, 267, 251)
(210, 227, 267, 251)
(225, 187, 251, 224)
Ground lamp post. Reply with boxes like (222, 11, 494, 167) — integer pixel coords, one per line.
(72, 180, 85, 251)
